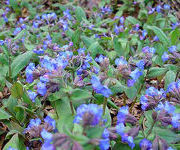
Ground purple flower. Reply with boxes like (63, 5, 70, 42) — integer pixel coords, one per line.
(139, 138, 152, 150)
(25, 63, 35, 83)
(155, 101, 175, 114)
(116, 123, 125, 135)
(41, 129, 55, 150)
(99, 139, 110, 150)
(127, 79, 136, 87)
(168, 46, 177, 53)
(136, 60, 144, 70)
(163, 4, 170, 10)
(102, 128, 109, 139)
(101, 6, 112, 14)
(27, 90, 37, 102)
(7, 147, 17, 150)
(115, 57, 127, 66)
(73, 104, 103, 126)
(117, 106, 129, 124)
(25, 118, 41, 131)
(140, 30, 147, 40)
(91, 75, 112, 97)
(119, 16, 125, 24)
(114, 24, 124, 34)
(95, 55, 105, 63)
(148, 8, 155, 14)
(13, 27, 21, 35)
(172, 113, 180, 128)
(63, 9, 71, 20)
(44, 116, 56, 129)
(162, 52, 169, 62)
(121, 134, 135, 149)
(41, 56, 55, 71)
(37, 82, 47, 96)
(41, 129, 53, 141)
(0, 40, 4, 45)
(130, 68, 143, 81)
(156, 5, 162, 13)
(33, 48, 44, 55)
(140, 95, 148, 110)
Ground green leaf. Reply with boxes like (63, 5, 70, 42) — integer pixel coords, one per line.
(92, 28, 108, 33)
(10, 82, 23, 99)
(70, 88, 92, 102)
(75, 6, 86, 22)
(126, 16, 141, 25)
(147, 67, 167, 78)
(9, 0, 20, 13)
(3, 133, 26, 150)
(113, 37, 123, 56)
(0, 108, 11, 120)
(11, 51, 33, 78)
(55, 98, 74, 133)
(164, 70, 176, 89)
(125, 86, 137, 99)
(72, 29, 80, 46)
(145, 26, 170, 46)
(170, 28, 180, 45)
(87, 41, 106, 57)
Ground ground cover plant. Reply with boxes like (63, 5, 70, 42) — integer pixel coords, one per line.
(0, 0, 180, 150)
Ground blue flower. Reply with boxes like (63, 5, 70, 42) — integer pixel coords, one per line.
(27, 90, 37, 102)
(63, 9, 71, 20)
(41, 129, 53, 141)
(25, 118, 41, 131)
(102, 128, 109, 139)
(130, 68, 143, 81)
(115, 57, 127, 66)
(121, 134, 135, 149)
(41, 56, 56, 71)
(77, 48, 86, 55)
(0, 40, 4, 45)
(168, 46, 177, 53)
(33, 48, 44, 55)
(163, 4, 170, 10)
(99, 139, 110, 150)
(95, 55, 105, 63)
(116, 123, 125, 135)
(155, 102, 175, 114)
(73, 104, 103, 126)
(40, 75, 49, 83)
(25, 63, 35, 83)
(172, 113, 180, 128)
(91, 76, 112, 97)
(156, 5, 162, 13)
(7, 147, 17, 150)
(145, 87, 159, 97)
(114, 24, 124, 34)
(13, 27, 21, 35)
(44, 116, 56, 129)
(117, 106, 129, 124)
(140, 95, 148, 110)
(119, 16, 125, 24)
(37, 82, 47, 96)
(167, 147, 175, 150)
(136, 60, 144, 70)
(101, 6, 112, 14)
(41, 129, 55, 150)
(139, 138, 152, 150)
(162, 52, 169, 62)
(127, 79, 135, 87)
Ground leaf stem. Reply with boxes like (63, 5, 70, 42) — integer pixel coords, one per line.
(69, 100, 74, 116)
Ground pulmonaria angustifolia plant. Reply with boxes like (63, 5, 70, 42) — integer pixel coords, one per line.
(0, 0, 179, 150)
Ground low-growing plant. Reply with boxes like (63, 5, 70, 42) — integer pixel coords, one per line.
(0, 0, 179, 150)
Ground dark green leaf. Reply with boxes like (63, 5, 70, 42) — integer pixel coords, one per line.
(75, 6, 86, 22)
(11, 51, 33, 78)
(147, 67, 167, 78)
(0, 108, 11, 120)
(10, 82, 23, 99)
(164, 70, 176, 89)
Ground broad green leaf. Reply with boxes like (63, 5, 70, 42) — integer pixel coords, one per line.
(147, 67, 167, 78)
(113, 37, 123, 56)
(70, 88, 92, 101)
(3, 133, 26, 150)
(125, 86, 137, 99)
(10, 82, 23, 99)
(87, 41, 106, 57)
(0, 108, 11, 120)
(170, 28, 180, 45)
(92, 28, 108, 33)
(72, 29, 80, 46)
(126, 16, 141, 25)
(11, 51, 33, 78)
(146, 26, 170, 46)
(55, 98, 74, 133)
(75, 6, 86, 22)
(164, 70, 176, 89)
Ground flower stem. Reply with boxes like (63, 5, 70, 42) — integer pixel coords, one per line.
(103, 97, 108, 115)
(146, 120, 156, 138)
(69, 100, 74, 115)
